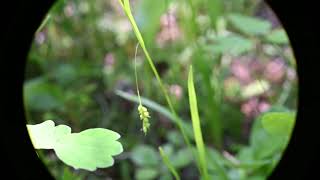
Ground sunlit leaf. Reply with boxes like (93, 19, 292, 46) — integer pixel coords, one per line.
(54, 128, 123, 171)
(27, 120, 70, 149)
(27, 120, 123, 171)
(188, 66, 210, 179)
(249, 111, 295, 161)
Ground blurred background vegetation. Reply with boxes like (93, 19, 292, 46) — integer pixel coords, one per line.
(24, 0, 297, 179)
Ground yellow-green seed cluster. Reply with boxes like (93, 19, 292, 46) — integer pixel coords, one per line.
(138, 105, 150, 134)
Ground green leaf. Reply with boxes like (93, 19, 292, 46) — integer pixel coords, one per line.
(250, 116, 284, 160)
(187, 66, 209, 180)
(265, 29, 289, 45)
(205, 0, 223, 30)
(236, 147, 254, 163)
(206, 148, 227, 170)
(159, 173, 174, 180)
(209, 34, 253, 56)
(135, 167, 159, 180)
(228, 14, 271, 35)
(167, 131, 184, 147)
(51, 64, 78, 86)
(228, 169, 246, 180)
(171, 148, 193, 169)
(161, 143, 175, 157)
(54, 128, 123, 171)
(249, 112, 295, 162)
(131, 145, 159, 167)
(27, 120, 123, 171)
(261, 112, 295, 137)
(236, 147, 273, 168)
(27, 120, 71, 149)
(24, 78, 64, 111)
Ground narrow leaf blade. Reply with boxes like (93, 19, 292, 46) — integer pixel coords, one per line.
(187, 66, 209, 179)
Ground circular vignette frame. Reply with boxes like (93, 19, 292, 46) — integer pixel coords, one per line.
(0, 0, 318, 179)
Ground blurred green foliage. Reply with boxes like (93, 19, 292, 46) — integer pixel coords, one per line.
(24, 0, 297, 179)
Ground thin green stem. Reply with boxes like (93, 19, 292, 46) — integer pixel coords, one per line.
(134, 43, 142, 105)
(36, 14, 51, 34)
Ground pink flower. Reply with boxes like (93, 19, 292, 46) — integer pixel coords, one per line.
(258, 101, 270, 112)
(241, 98, 271, 118)
(264, 58, 285, 83)
(231, 60, 252, 84)
(241, 98, 259, 118)
(156, 10, 182, 47)
(169, 84, 183, 100)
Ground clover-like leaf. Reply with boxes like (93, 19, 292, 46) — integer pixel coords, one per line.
(27, 120, 71, 149)
(249, 111, 295, 160)
(54, 128, 123, 171)
(27, 120, 123, 171)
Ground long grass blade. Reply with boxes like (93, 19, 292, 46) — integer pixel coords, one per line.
(187, 66, 209, 180)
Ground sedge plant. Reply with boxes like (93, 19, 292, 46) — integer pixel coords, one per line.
(117, 0, 192, 149)
(117, 0, 228, 178)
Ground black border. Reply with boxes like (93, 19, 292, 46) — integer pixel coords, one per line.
(0, 0, 318, 179)
(266, 0, 319, 178)
(1, 0, 56, 179)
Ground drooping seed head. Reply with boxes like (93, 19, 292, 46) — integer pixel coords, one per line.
(137, 104, 151, 134)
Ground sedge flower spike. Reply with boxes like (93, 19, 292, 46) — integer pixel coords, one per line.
(138, 105, 151, 135)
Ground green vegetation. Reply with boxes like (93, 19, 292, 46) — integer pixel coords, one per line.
(24, 0, 297, 179)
